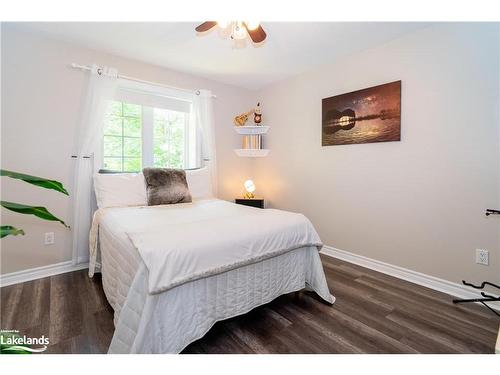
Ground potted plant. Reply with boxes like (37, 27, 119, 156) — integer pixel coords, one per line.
(1, 169, 69, 238)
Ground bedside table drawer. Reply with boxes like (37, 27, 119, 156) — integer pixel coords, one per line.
(235, 198, 264, 209)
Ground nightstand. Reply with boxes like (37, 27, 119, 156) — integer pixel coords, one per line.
(235, 198, 265, 209)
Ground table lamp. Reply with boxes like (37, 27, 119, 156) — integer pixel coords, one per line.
(244, 179, 256, 199)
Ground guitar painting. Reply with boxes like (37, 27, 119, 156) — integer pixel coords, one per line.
(322, 81, 401, 146)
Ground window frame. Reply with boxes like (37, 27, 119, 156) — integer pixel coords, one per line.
(150, 107, 191, 169)
(102, 81, 194, 172)
(102, 101, 143, 173)
(102, 100, 193, 172)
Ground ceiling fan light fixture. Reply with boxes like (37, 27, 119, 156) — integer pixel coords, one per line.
(245, 21, 260, 31)
(216, 20, 229, 29)
(232, 22, 247, 40)
(195, 21, 266, 47)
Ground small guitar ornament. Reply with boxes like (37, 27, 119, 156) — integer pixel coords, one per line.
(254, 103, 262, 124)
(234, 110, 252, 126)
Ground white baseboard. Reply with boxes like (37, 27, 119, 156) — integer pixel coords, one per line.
(0, 261, 89, 287)
(2, 247, 498, 312)
(321, 246, 500, 312)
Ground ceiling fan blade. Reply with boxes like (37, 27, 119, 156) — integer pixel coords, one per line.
(244, 24, 267, 43)
(195, 22, 217, 33)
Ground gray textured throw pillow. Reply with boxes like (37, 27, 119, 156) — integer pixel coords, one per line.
(143, 168, 192, 206)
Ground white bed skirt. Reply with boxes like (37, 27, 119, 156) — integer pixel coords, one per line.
(98, 220, 334, 354)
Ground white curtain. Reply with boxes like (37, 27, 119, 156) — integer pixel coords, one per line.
(193, 89, 217, 196)
(72, 65, 118, 265)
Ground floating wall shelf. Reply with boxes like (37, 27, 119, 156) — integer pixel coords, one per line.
(233, 125, 270, 135)
(234, 149, 270, 157)
(233, 125, 270, 158)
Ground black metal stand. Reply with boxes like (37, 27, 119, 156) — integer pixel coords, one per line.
(485, 209, 500, 216)
(452, 280, 500, 317)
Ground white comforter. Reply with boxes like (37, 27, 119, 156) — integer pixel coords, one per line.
(90, 199, 335, 353)
(123, 199, 323, 294)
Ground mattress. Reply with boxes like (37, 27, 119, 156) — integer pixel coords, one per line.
(97, 203, 335, 353)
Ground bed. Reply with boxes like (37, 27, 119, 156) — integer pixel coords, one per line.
(89, 172, 334, 354)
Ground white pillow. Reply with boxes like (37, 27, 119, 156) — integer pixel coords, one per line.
(186, 167, 213, 200)
(93, 172, 147, 208)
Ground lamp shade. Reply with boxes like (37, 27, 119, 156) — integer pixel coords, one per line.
(244, 179, 256, 193)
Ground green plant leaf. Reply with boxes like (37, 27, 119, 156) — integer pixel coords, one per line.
(0, 201, 70, 228)
(1, 169, 69, 195)
(0, 225, 25, 238)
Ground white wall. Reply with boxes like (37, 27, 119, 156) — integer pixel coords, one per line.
(1, 25, 254, 274)
(253, 23, 500, 285)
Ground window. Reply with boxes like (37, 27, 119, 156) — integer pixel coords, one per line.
(103, 102, 142, 172)
(153, 108, 188, 169)
(102, 85, 195, 172)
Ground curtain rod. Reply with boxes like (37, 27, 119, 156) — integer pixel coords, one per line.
(69, 63, 217, 98)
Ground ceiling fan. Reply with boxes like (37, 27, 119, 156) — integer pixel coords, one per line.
(195, 21, 267, 47)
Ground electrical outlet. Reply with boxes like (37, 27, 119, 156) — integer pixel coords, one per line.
(475, 249, 489, 266)
(44, 232, 55, 245)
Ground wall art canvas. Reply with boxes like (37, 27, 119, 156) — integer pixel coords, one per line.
(322, 80, 401, 146)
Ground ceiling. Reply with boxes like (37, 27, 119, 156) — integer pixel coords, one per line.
(15, 22, 430, 90)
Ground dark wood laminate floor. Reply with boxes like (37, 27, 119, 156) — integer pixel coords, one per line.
(1, 255, 499, 354)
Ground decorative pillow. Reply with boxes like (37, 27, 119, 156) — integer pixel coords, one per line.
(93, 172, 147, 208)
(143, 168, 192, 206)
(185, 167, 213, 200)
